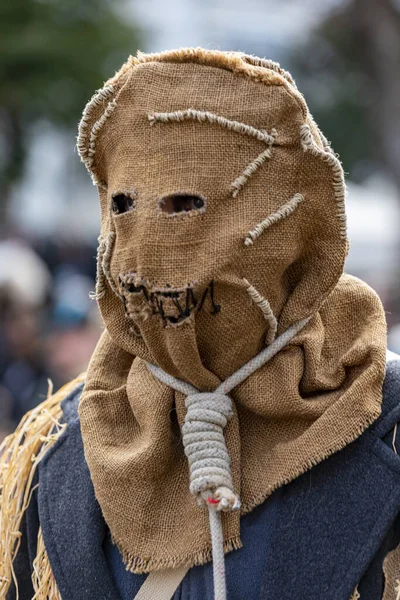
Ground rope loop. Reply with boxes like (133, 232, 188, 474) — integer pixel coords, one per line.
(182, 392, 240, 511)
(146, 317, 312, 600)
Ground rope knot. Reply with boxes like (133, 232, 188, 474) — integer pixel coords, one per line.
(182, 392, 240, 512)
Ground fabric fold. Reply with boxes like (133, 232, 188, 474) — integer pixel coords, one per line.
(77, 48, 387, 573)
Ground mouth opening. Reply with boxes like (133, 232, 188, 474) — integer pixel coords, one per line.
(118, 275, 220, 327)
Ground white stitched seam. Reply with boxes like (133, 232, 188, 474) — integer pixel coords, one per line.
(300, 123, 347, 239)
(243, 278, 277, 345)
(148, 109, 277, 197)
(244, 193, 304, 246)
(77, 84, 116, 187)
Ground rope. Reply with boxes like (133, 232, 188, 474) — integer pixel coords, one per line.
(209, 508, 227, 600)
(183, 392, 239, 509)
(146, 316, 311, 599)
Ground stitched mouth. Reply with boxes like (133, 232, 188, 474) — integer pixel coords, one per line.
(118, 274, 220, 327)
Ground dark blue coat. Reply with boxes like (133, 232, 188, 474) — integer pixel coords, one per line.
(7, 356, 400, 600)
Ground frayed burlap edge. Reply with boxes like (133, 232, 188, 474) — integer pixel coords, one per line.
(108, 47, 286, 88)
(107, 401, 380, 574)
(111, 532, 243, 575)
(0, 374, 85, 598)
(240, 406, 381, 515)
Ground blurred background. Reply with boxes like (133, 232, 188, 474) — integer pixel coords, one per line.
(1, 0, 400, 439)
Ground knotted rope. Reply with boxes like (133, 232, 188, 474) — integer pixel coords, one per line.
(183, 392, 240, 510)
(146, 316, 311, 600)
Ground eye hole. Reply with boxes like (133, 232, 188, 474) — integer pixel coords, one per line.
(159, 194, 205, 215)
(112, 193, 136, 215)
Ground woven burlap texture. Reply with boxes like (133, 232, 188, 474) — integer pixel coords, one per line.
(78, 48, 387, 573)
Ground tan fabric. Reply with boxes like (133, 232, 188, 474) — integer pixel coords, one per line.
(77, 48, 387, 573)
(383, 543, 400, 599)
(133, 566, 189, 600)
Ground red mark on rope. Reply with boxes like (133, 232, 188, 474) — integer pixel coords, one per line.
(207, 497, 220, 505)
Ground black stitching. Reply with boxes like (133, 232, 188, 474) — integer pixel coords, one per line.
(118, 276, 221, 327)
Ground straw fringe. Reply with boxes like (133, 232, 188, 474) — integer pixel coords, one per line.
(112, 533, 242, 575)
(32, 528, 62, 600)
(300, 123, 347, 239)
(0, 374, 85, 598)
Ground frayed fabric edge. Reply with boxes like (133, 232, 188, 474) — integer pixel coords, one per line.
(111, 534, 243, 575)
(241, 407, 381, 515)
(106, 407, 380, 576)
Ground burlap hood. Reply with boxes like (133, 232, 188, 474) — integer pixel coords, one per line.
(77, 48, 387, 572)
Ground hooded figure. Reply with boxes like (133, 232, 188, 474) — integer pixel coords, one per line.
(1, 48, 400, 600)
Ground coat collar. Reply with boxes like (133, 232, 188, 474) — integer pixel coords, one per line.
(38, 361, 400, 600)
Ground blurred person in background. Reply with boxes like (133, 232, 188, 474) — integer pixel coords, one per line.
(0, 0, 142, 436)
(0, 240, 50, 432)
(0, 238, 102, 441)
(45, 267, 102, 384)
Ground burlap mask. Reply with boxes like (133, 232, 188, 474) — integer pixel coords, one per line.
(78, 48, 387, 572)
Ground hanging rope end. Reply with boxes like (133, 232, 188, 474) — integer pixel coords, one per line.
(204, 487, 241, 512)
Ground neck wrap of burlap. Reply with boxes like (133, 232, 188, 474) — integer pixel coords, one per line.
(77, 48, 387, 574)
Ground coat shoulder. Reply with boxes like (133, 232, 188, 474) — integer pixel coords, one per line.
(60, 378, 85, 423)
